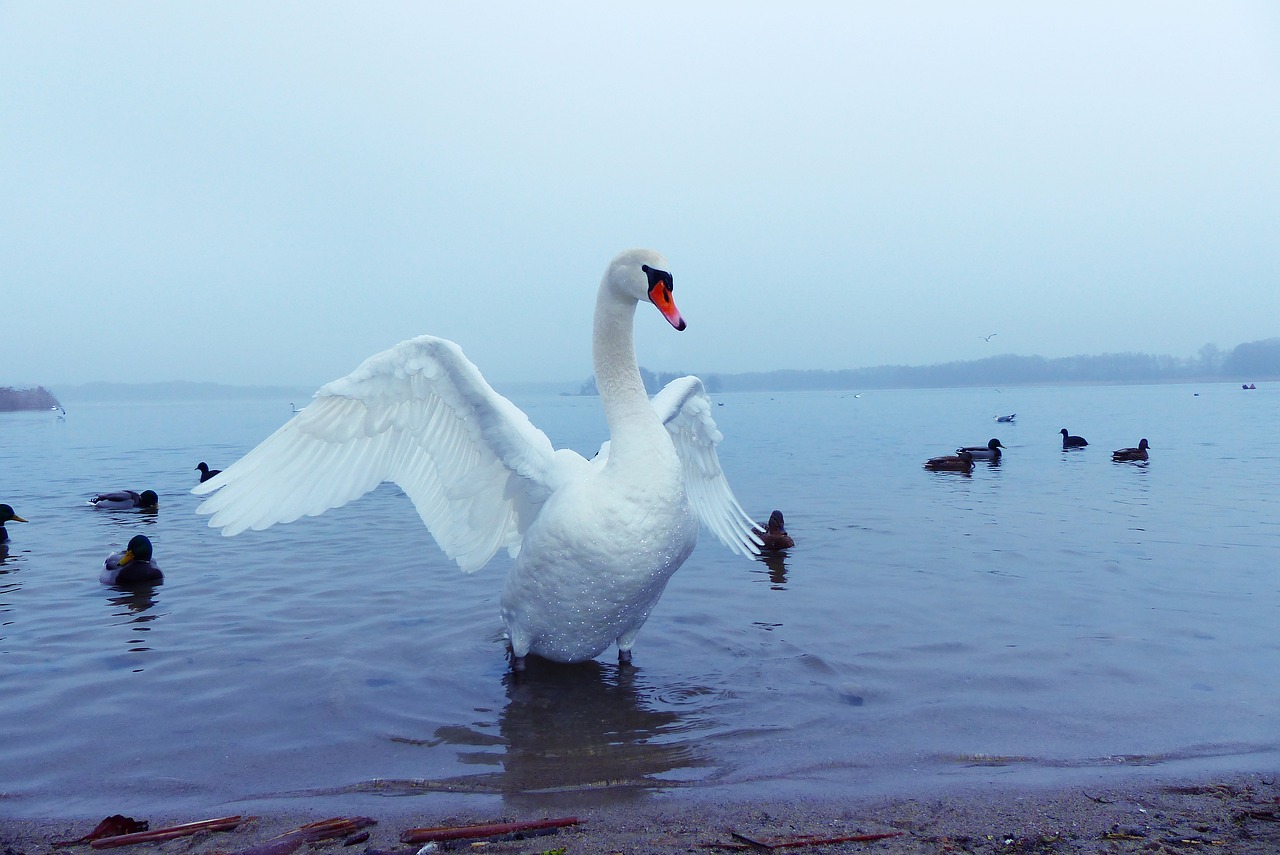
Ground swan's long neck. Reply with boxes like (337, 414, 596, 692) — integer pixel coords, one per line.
(593, 286, 666, 456)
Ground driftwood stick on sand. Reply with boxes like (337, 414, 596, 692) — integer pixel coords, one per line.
(223, 816, 377, 855)
(706, 829, 904, 851)
(89, 816, 245, 848)
(400, 816, 581, 844)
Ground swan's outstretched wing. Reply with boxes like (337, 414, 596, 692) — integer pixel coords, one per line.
(650, 376, 761, 556)
(193, 335, 564, 573)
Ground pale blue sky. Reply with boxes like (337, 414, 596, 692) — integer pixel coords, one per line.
(4, 3, 1279, 389)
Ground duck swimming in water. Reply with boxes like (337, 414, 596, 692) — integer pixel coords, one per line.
(196, 462, 221, 483)
(957, 438, 1004, 461)
(100, 534, 163, 585)
(90, 490, 158, 510)
(753, 510, 795, 551)
(195, 249, 761, 670)
(924, 450, 974, 472)
(1060, 428, 1088, 449)
(0, 504, 28, 543)
(1111, 438, 1150, 462)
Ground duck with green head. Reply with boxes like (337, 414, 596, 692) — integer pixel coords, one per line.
(89, 490, 158, 510)
(100, 534, 164, 585)
(0, 504, 28, 543)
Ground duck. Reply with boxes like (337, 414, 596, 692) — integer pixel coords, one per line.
(100, 534, 164, 585)
(0, 504, 28, 543)
(957, 438, 1004, 460)
(924, 450, 974, 472)
(1060, 428, 1088, 449)
(995, 413, 1015, 423)
(1111, 438, 1150, 462)
(195, 462, 221, 482)
(195, 249, 761, 670)
(89, 490, 159, 510)
(753, 510, 795, 551)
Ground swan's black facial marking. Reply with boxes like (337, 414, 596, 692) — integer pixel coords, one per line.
(641, 264, 674, 293)
(642, 263, 685, 331)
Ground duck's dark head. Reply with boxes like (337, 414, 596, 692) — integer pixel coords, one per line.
(767, 510, 786, 532)
(0, 504, 27, 525)
(138, 490, 159, 508)
(120, 534, 153, 566)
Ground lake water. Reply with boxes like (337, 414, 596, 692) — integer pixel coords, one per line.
(2, 382, 1279, 820)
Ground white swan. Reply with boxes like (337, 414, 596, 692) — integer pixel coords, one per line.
(194, 249, 761, 668)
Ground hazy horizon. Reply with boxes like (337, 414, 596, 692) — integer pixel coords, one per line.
(5, 4, 1279, 390)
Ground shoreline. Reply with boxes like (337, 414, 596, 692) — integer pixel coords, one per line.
(5, 770, 1279, 854)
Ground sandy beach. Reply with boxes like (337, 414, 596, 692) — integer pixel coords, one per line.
(5, 772, 1279, 854)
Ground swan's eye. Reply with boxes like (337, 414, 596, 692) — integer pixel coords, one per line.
(641, 264, 674, 293)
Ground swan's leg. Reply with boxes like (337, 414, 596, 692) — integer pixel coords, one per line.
(616, 626, 642, 666)
(507, 627, 531, 673)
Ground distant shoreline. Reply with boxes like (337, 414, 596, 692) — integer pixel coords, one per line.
(0, 385, 61, 413)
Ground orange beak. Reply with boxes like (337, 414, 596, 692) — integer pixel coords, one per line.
(648, 279, 686, 331)
(118, 550, 135, 568)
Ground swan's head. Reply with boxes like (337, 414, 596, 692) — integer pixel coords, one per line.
(607, 249, 686, 331)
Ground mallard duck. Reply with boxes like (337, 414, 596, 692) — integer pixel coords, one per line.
(1060, 428, 1088, 449)
(924, 450, 974, 472)
(958, 438, 1004, 460)
(1111, 438, 1150, 462)
(100, 534, 163, 585)
(995, 413, 1015, 423)
(0, 504, 28, 543)
(195, 462, 221, 483)
(753, 510, 795, 551)
(89, 490, 159, 510)
(194, 249, 761, 670)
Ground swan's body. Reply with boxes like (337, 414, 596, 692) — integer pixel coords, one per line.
(924, 450, 974, 472)
(89, 490, 158, 510)
(1060, 428, 1088, 449)
(194, 249, 760, 667)
(100, 534, 163, 585)
(958, 438, 1004, 460)
(1112, 438, 1150, 462)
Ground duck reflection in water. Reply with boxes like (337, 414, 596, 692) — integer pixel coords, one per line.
(103, 584, 162, 657)
(427, 659, 710, 810)
(756, 551, 789, 589)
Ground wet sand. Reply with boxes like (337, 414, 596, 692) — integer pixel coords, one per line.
(5, 772, 1279, 854)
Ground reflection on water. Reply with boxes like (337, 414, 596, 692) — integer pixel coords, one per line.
(754, 552, 789, 589)
(382, 660, 710, 809)
(91, 506, 160, 529)
(104, 585, 162, 664)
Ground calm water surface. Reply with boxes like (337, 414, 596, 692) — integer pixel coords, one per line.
(2, 383, 1279, 818)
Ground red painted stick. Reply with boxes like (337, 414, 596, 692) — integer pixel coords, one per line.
(400, 816, 581, 843)
(90, 816, 244, 848)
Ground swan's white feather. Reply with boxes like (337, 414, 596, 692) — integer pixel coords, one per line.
(194, 335, 563, 572)
(650, 376, 762, 557)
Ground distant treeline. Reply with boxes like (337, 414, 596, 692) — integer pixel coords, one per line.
(578, 338, 1280, 395)
(0, 386, 62, 412)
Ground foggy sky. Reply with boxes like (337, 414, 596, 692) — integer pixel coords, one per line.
(4, 3, 1279, 390)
